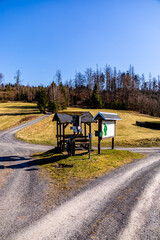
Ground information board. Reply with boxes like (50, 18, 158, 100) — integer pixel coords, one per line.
(102, 121, 115, 139)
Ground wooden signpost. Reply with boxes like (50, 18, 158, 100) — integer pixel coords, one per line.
(94, 112, 121, 154)
(88, 133, 92, 159)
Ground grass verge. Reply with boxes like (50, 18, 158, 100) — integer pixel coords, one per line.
(35, 149, 144, 206)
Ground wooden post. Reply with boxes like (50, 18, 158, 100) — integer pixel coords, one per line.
(63, 124, 65, 151)
(63, 123, 68, 152)
(84, 123, 86, 139)
(89, 123, 92, 150)
(112, 121, 116, 149)
(98, 119, 102, 154)
(72, 141, 75, 156)
(88, 134, 91, 159)
(59, 123, 62, 150)
(68, 139, 71, 156)
(112, 138, 114, 149)
(56, 121, 59, 147)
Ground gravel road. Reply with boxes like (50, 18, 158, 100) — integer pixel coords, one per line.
(0, 115, 53, 240)
(0, 115, 160, 240)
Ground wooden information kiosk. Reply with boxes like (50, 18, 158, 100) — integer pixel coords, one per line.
(94, 112, 121, 154)
(53, 112, 96, 155)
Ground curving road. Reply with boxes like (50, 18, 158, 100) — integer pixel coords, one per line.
(0, 116, 160, 240)
(0, 115, 53, 240)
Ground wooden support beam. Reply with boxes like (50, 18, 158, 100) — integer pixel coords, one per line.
(98, 119, 102, 154)
(112, 138, 114, 149)
(59, 123, 62, 150)
(63, 123, 65, 151)
(112, 121, 116, 149)
(89, 123, 91, 133)
(56, 121, 59, 147)
(84, 123, 86, 139)
(72, 141, 75, 156)
(89, 123, 92, 149)
(64, 123, 69, 129)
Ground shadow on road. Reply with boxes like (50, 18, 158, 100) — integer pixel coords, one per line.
(0, 152, 68, 170)
(0, 148, 89, 170)
(0, 156, 31, 162)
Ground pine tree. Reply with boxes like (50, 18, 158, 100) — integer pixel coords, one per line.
(36, 87, 48, 113)
(91, 84, 103, 108)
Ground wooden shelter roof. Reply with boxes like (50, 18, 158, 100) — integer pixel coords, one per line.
(53, 112, 96, 124)
(94, 112, 121, 121)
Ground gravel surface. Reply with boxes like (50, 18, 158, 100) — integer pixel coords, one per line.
(0, 115, 160, 240)
(10, 154, 160, 240)
(0, 115, 53, 240)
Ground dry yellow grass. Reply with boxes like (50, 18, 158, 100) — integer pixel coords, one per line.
(16, 107, 160, 147)
(0, 102, 41, 130)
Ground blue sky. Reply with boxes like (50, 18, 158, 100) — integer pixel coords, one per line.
(0, 0, 160, 86)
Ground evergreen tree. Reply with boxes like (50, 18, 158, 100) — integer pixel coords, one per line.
(91, 84, 103, 108)
(36, 88, 48, 113)
(48, 100, 57, 113)
(60, 83, 68, 109)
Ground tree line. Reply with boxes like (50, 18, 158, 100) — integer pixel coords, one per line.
(0, 65, 160, 117)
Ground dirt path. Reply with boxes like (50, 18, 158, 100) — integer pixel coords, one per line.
(0, 116, 160, 239)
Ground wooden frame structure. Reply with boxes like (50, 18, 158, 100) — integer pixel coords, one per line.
(53, 112, 96, 155)
(94, 112, 121, 154)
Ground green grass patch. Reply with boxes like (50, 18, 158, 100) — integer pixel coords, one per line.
(35, 149, 144, 199)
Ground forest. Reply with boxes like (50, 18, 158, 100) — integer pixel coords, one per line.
(0, 65, 160, 117)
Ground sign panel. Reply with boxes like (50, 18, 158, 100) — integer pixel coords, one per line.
(102, 121, 115, 139)
(95, 131, 102, 137)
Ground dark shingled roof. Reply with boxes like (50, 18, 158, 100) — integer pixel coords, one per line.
(94, 112, 121, 121)
(52, 113, 72, 124)
(53, 112, 96, 124)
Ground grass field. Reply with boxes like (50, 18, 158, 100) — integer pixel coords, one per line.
(0, 102, 41, 130)
(16, 107, 160, 147)
(35, 149, 143, 203)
